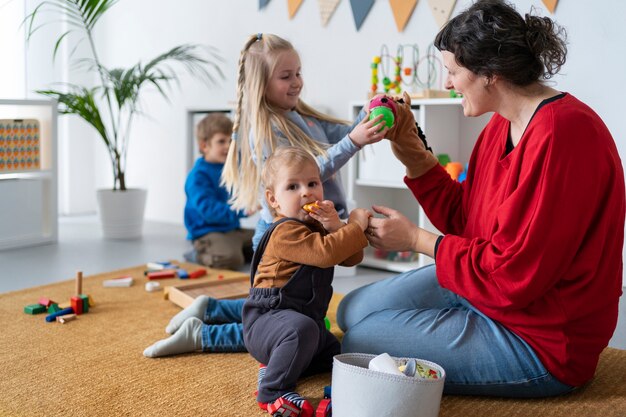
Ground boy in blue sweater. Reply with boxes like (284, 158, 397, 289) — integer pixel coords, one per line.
(184, 113, 254, 270)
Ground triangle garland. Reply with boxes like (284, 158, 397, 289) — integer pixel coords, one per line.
(427, 0, 456, 28)
(318, 0, 341, 27)
(259, 0, 271, 10)
(389, 0, 418, 32)
(541, 0, 558, 14)
(349, 0, 375, 31)
(288, 0, 304, 19)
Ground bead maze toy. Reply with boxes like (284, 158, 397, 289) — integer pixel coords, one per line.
(369, 44, 450, 99)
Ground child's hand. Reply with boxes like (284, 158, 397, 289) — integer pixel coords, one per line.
(348, 113, 389, 148)
(306, 200, 344, 232)
(349, 208, 372, 232)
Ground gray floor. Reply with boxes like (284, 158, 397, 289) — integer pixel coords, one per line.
(1, 215, 624, 350)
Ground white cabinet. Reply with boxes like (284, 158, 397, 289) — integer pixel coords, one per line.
(0, 99, 58, 250)
(346, 98, 490, 272)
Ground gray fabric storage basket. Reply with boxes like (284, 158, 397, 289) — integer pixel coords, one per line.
(332, 353, 445, 417)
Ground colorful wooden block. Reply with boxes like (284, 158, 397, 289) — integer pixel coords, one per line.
(47, 303, 61, 313)
(56, 314, 76, 324)
(188, 269, 207, 279)
(45, 307, 74, 322)
(24, 304, 46, 314)
(79, 294, 89, 313)
(71, 296, 84, 315)
(147, 270, 177, 280)
(38, 297, 54, 308)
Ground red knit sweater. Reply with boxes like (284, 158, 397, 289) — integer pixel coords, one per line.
(407, 94, 624, 386)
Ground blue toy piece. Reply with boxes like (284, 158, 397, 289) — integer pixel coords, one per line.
(45, 307, 74, 322)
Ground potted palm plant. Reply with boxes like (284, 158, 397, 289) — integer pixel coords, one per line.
(25, 0, 223, 239)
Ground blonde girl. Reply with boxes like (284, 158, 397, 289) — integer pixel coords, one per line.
(222, 33, 387, 248)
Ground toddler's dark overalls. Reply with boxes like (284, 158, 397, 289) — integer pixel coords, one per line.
(242, 218, 341, 403)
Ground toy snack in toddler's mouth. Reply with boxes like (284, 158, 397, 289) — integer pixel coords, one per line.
(302, 202, 320, 213)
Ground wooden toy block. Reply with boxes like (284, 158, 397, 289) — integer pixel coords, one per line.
(146, 262, 164, 270)
(75, 271, 83, 296)
(24, 304, 47, 314)
(58, 302, 71, 309)
(88, 295, 96, 307)
(56, 314, 76, 324)
(38, 297, 54, 308)
(145, 281, 161, 292)
(71, 296, 84, 315)
(188, 269, 207, 279)
(176, 269, 189, 279)
(79, 294, 89, 313)
(47, 303, 61, 314)
(164, 276, 250, 309)
(147, 270, 177, 280)
(45, 307, 74, 322)
(103, 277, 134, 287)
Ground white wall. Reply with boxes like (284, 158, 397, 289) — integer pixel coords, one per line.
(20, 0, 626, 276)
(84, 0, 626, 221)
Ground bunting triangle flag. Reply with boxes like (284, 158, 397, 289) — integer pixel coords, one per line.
(259, 0, 271, 10)
(349, 0, 375, 31)
(541, 0, 558, 13)
(318, 0, 341, 27)
(288, 0, 304, 19)
(427, 0, 456, 28)
(389, 0, 418, 32)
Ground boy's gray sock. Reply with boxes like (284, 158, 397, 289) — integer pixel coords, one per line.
(165, 295, 210, 334)
(143, 317, 203, 358)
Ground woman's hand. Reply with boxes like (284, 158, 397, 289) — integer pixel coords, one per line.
(348, 112, 389, 148)
(366, 205, 438, 258)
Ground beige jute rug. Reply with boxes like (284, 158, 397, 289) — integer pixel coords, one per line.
(1, 263, 625, 416)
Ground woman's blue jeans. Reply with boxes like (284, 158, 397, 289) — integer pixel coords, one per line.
(199, 219, 271, 352)
(337, 265, 575, 398)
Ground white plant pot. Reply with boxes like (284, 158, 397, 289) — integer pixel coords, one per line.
(96, 188, 148, 240)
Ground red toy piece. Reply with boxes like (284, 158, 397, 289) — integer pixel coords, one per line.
(70, 296, 84, 315)
(315, 398, 332, 417)
(38, 297, 54, 308)
(188, 268, 207, 279)
(147, 270, 177, 280)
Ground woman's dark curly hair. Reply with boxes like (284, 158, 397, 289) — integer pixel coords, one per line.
(434, 0, 567, 86)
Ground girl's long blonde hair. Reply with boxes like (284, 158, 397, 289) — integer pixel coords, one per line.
(222, 33, 348, 212)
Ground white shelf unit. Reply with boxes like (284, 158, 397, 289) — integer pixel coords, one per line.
(0, 99, 58, 250)
(347, 98, 490, 272)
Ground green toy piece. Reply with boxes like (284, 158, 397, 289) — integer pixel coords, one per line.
(324, 316, 331, 331)
(47, 303, 61, 313)
(24, 304, 47, 314)
(369, 106, 395, 130)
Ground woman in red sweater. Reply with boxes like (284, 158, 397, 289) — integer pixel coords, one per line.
(338, 0, 624, 397)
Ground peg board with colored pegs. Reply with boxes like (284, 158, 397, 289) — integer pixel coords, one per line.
(0, 119, 41, 172)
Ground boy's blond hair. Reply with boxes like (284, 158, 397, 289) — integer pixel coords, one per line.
(196, 113, 233, 152)
(262, 147, 320, 216)
(222, 33, 348, 212)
